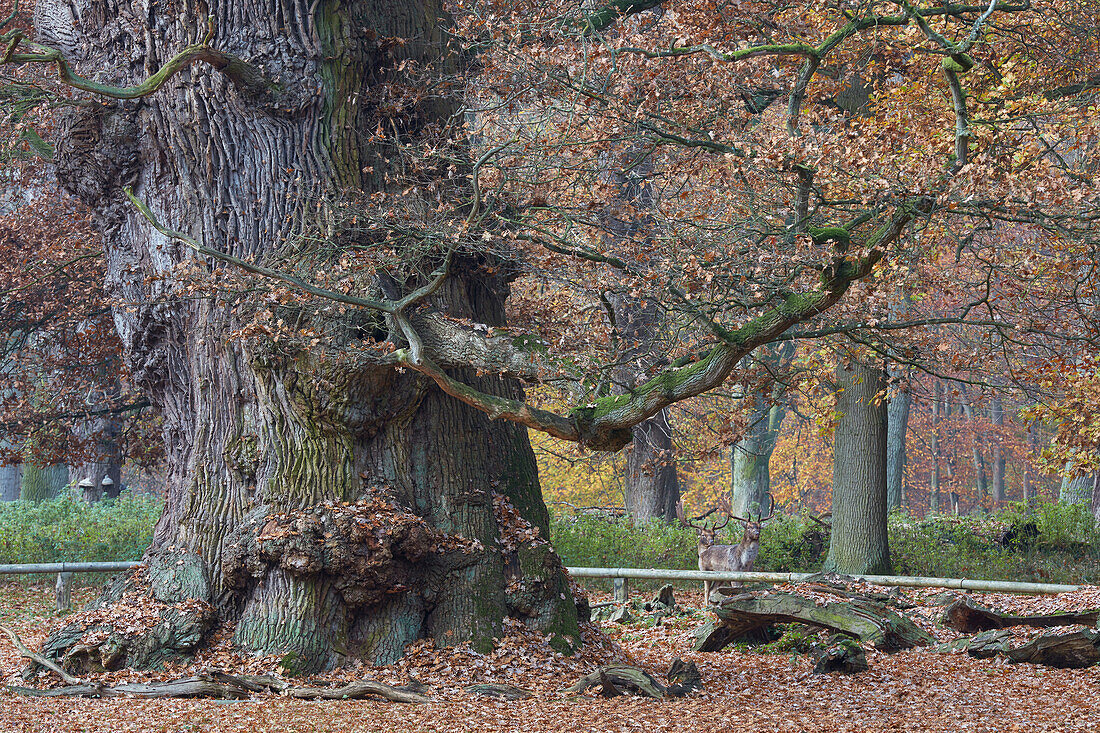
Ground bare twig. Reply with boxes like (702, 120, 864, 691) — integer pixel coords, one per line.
(0, 625, 82, 685)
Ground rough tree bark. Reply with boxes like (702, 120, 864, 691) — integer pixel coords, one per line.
(20, 461, 68, 501)
(33, 0, 579, 673)
(825, 359, 890, 575)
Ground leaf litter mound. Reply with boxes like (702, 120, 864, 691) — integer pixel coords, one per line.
(3, 580, 1100, 732)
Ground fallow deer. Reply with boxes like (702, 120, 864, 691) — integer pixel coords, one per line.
(676, 495, 775, 605)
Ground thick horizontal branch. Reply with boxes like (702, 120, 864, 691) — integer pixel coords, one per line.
(400, 201, 927, 451)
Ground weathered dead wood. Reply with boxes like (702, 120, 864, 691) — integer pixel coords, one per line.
(206, 671, 291, 692)
(965, 629, 1015, 659)
(696, 592, 933, 652)
(5, 673, 434, 701)
(940, 597, 1099, 633)
(5, 684, 105, 697)
(285, 679, 434, 703)
(110, 678, 253, 699)
(561, 666, 667, 698)
(464, 683, 533, 700)
(1006, 630, 1100, 669)
(0, 625, 82, 685)
(665, 658, 703, 696)
(597, 669, 624, 697)
(812, 637, 868, 674)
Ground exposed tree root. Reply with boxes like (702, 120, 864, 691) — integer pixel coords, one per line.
(286, 679, 434, 703)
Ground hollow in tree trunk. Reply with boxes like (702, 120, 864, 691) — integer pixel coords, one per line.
(825, 359, 890, 575)
(34, 0, 580, 674)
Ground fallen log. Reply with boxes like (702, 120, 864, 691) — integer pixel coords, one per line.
(6, 674, 433, 702)
(1006, 630, 1100, 669)
(695, 591, 933, 653)
(561, 666, 666, 698)
(940, 597, 1099, 633)
(813, 637, 868, 674)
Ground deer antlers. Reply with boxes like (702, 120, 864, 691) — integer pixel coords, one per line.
(676, 495, 733, 531)
(728, 494, 776, 525)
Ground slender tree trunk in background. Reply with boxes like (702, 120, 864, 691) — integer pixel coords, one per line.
(731, 342, 794, 518)
(69, 361, 125, 500)
(929, 380, 943, 513)
(1022, 419, 1037, 502)
(623, 407, 680, 522)
(1091, 473, 1100, 523)
(885, 373, 910, 512)
(884, 293, 910, 513)
(601, 143, 680, 523)
(38, 0, 579, 672)
(959, 386, 988, 506)
(990, 397, 1006, 504)
(0, 459, 21, 501)
(20, 461, 69, 502)
(1060, 465, 1094, 506)
(825, 360, 890, 575)
(609, 297, 680, 523)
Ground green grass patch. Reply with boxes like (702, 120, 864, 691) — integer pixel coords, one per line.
(0, 489, 163, 567)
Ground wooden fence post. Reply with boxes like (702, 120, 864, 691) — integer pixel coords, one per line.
(613, 576, 629, 604)
(55, 572, 73, 613)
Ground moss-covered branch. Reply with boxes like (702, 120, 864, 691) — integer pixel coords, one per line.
(1, 19, 276, 102)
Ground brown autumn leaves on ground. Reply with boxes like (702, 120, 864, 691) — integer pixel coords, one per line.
(2, 580, 1099, 732)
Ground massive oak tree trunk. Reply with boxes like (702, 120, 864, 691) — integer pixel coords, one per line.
(825, 359, 890, 575)
(39, 0, 578, 673)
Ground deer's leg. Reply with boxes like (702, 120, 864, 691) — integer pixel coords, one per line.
(703, 580, 711, 605)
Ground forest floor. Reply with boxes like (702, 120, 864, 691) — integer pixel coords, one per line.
(1, 580, 1099, 732)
